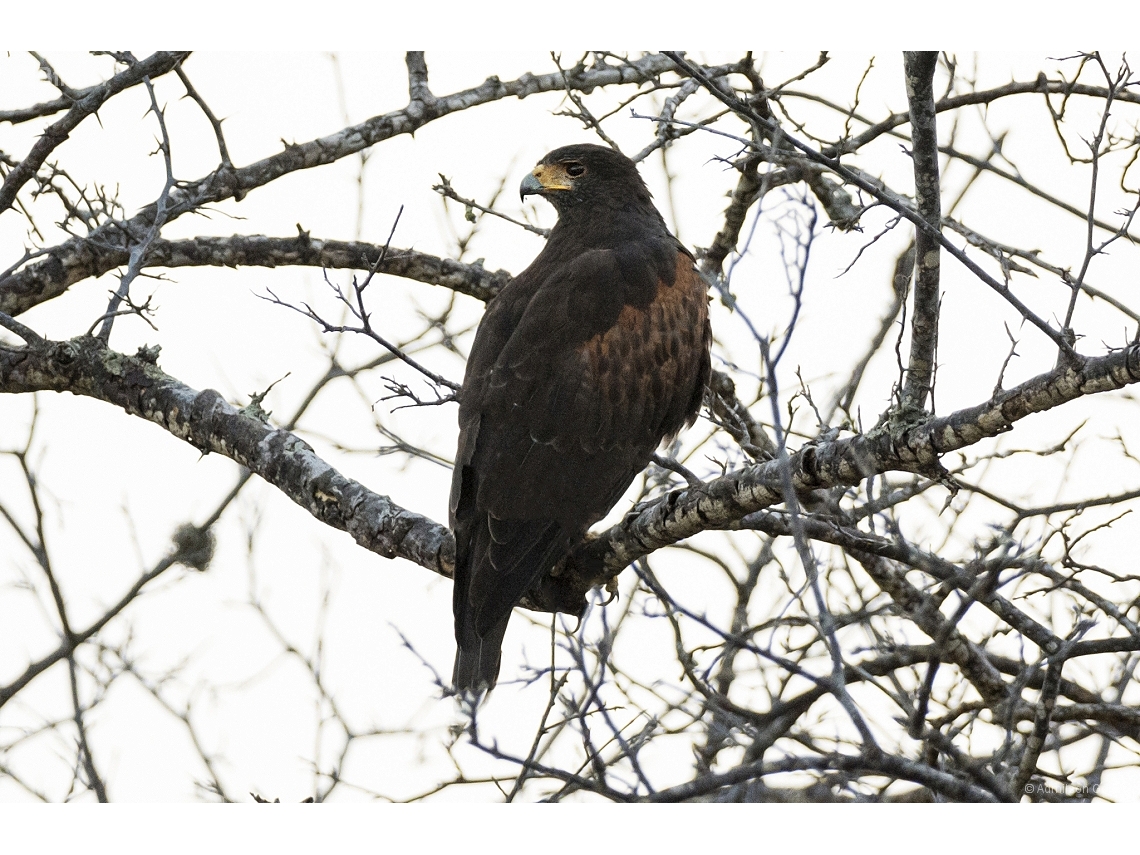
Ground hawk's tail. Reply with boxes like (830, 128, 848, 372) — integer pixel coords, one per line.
(452, 517, 569, 694)
(452, 612, 510, 695)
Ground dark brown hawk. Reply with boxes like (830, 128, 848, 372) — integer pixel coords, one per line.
(450, 144, 711, 692)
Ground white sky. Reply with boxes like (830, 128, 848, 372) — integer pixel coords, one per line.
(2, 48, 1140, 809)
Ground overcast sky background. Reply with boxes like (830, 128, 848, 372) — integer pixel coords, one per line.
(2, 50, 1139, 803)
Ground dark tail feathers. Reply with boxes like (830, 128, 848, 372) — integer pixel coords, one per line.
(452, 613, 510, 693)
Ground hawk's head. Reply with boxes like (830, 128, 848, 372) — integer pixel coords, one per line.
(520, 144, 652, 215)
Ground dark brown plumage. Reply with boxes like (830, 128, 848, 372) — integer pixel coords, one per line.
(450, 144, 711, 692)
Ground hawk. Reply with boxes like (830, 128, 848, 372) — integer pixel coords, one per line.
(450, 143, 711, 692)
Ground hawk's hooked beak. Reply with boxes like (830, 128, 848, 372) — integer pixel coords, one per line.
(519, 172, 544, 201)
(519, 164, 572, 201)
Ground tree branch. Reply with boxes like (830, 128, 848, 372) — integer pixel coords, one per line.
(663, 52, 1081, 362)
(5, 330, 1137, 623)
(0, 51, 191, 216)
(0, 333, 454, 577)
(0, 234, 512, 314)
(901, 52, 942, 412)
(575, 343, 1140, 584)
(0, 53, 673, 317)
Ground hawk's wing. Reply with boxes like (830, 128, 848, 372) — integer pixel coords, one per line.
(450, 238, 709, 689)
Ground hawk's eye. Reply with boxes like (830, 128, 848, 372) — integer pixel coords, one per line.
(565, 162, 586, 178)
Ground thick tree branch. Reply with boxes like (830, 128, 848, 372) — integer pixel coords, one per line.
(4, 330, 1137, 622)
(0, 333, 453, 577)
(0, 233, 512, 308)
